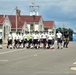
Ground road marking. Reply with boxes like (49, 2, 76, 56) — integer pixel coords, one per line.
(51, 49, 55, 51)
(33, 54, 37, 56)
(74, 62, 76, 64)
(70, 67, 76, 71)
(0, 60, 8, 61)
(0, 49, 25, 55)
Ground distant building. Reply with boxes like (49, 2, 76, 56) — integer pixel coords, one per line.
(0, 14, 56, 43)
(44, 21, 56, 35)
(0, 15, 5, 36)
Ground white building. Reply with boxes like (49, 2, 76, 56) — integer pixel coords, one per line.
(44, 21, 56, 35)
(0, 15, 44, 43)
(0, 14, 56, 43)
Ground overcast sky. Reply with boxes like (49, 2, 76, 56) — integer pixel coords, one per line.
(0, 0, 76, 32)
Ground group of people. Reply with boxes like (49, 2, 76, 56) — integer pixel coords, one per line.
(0, 30, 69, 49)
(7, 31, 55, 49)
(56, 30, 69, 49)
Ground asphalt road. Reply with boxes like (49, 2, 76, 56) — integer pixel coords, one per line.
(0, 42, 76, 75)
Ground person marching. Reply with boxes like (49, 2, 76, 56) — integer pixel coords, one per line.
(45, 33, 49, 49)
(63, 30, 69, 48)
(18, 32, 24, 48)
(0, 34, 2, 49)
(51, 32, 55, 49)
(14, 32, 19, 48)
(33, 31, 38, 49)
(30, 31, 34, 49)
(7, 32, 13, 49)
(36, 31, 41, 49)
(56, 30, 63, 49)
(41, 31, 46, 48)
(23, 32, 27, 48)
(26, 32, 31, 48)
(47, 32, 54, 49)
(40, 31, 43, 48)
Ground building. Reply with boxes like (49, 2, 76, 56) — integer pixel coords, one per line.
(0, 14, 56, 43)
(0, 15, 6, 36)
(0, 15, 44, 43)
(44, 21, 56, 35)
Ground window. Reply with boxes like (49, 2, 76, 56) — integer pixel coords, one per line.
(0, 24, 2, 29)
(30, 24, 34, 31)
(0, 32, 2, 35)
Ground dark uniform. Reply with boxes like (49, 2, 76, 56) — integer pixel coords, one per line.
(0, 35, 2, 49)
(63, 31, 69, 48)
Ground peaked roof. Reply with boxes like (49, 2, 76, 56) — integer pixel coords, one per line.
(8, 15, 41, 28)
(44, 21, 54, 28)
(0, 15, 6, 23)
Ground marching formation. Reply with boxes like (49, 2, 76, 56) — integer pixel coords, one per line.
(7, 31, 55, 49)
(0, 30, 69, 49)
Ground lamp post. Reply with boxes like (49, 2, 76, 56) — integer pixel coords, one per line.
(16, 7, 18, 32)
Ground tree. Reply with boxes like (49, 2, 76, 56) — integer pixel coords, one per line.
(68, 28, 73, 41)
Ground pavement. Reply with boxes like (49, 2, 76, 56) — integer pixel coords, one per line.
(0, 42, 76, 75)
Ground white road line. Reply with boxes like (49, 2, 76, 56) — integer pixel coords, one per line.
(74, 62, 76, 64)
(70, 67, 76, 71)
(0, 60, 8, 61)
(0, 49, 25, 55)
(33, 54, 38, 56)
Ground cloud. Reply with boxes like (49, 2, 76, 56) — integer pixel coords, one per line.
(0, 0, 76, 31)
(38, 0, 76, 31)
(60, 0, 76, 12)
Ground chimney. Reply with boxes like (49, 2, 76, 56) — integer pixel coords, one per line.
(16, 9, 21, 16)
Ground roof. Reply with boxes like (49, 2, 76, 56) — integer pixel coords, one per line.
(8, 15, 41, 28)
(0, 15, 6, 23)
(44, 21, 54, 28)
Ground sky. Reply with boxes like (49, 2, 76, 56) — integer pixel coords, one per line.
(0, 0, 76, 32)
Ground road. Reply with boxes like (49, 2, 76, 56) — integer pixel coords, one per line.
(0, 42, 76, 75)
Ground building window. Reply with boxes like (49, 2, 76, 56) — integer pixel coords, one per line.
(30, 24, 34, 31)
(0, 24, 2, 29)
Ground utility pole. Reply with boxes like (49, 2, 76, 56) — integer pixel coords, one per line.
(16, 6, 18, 32)
(15, 6, 20, 32)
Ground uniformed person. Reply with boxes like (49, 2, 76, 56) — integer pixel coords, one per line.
(56, 30, 63, 49)
(23, 32, 27, 48)
(26, 32, 31, 48)
(63, 31, 69, 48)
(7, 32, 13, 49)
(0, 34, 2, 49)
(18, 32, 24, 48)
(33, 31, 38, 48)
(41, 31, 46, 48)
